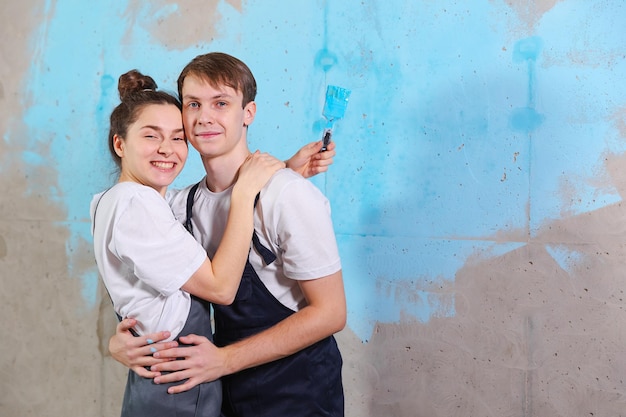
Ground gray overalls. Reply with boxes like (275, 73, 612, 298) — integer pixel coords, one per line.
(120, 295, 222, 417)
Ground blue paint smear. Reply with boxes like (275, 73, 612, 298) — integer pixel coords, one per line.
(15, 0, 626, 339)
(339, 234, 525, 340)
(510, 106, 545, 132)
(510, 37, 545, 133)
(315, 48, 339, 72)
(513, 36, 542, 62)
(18, 0, 194, 307)
(20, 151, 46, 166)
(545, 245, 583, 274)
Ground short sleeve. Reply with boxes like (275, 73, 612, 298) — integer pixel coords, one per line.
(271, 179, 341, 279)
(112, 189, 206, 296)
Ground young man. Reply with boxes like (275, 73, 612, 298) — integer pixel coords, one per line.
(110, 52, 346, 417)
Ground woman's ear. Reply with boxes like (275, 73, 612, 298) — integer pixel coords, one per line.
(113, 134, 125, 158)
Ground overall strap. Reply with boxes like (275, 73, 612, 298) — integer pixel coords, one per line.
(252, 194, 277, 266)
(184, 186, 276, 266)
(252, 231, 276, 265)
(184, 182, 201, 234)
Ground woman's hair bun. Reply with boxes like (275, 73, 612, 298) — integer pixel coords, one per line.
(118, 69, 158, 101)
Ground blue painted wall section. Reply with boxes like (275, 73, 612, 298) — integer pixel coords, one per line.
(11, 0, 626, 341)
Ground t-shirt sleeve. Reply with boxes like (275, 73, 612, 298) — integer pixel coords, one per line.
(272, 179, 341, 280)
(112, 190, 206, 296)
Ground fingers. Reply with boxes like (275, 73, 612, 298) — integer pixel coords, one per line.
(116, 319, 172, 345)
(252, 151, 285, 168)
(237, 152, 285, 194)
(152, 356, 212, 393)
(152, 346, 186, 362)
(143, 339, 178, 359)
(150, 335, 224, 393)
(300, 141, 321, 157)
(318, 140, 336, 156)
(131, 365, 162, 379)
(153, 334, 209, 361)
(109, 323, 176, 370)
(244, 151, 282, 168)
(315, 151, 335, 165)
(167, 378, 201, 394)
(152, 357, 190, 375)
(154, 368, 192, 384)
(141, 331, 172, 347)
(129, 353, 171, 369)
(310, 143, 335, 173)
(178, 334, 208, 345)
(116, 317, 137, 332)
(125, 331, 174, 354)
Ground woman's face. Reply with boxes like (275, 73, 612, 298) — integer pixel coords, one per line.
(114, 103, 187, 196)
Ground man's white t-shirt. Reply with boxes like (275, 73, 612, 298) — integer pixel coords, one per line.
(91, 182, 206, 340)
(167, 168, 341, 312)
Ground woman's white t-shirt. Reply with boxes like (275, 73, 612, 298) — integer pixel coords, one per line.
(90, 182, 206, 340)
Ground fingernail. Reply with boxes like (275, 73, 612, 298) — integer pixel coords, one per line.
(150, 347, 157, 353)
(147, 338, 154, 344)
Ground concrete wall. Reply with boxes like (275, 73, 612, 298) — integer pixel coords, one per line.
(2, 0, 626, 416)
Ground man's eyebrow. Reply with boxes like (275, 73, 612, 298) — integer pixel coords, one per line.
(182, 93, 234, 101)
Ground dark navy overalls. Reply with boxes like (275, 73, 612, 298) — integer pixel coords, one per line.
(186, 185, 344, 417)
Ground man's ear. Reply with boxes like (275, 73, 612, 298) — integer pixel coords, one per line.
(113, 134, 125, 158)
(243, 101, 257, 127)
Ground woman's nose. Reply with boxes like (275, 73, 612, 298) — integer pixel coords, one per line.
(158, 139, 172, 155)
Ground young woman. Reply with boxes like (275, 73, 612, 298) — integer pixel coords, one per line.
(91, 69, 333, 416)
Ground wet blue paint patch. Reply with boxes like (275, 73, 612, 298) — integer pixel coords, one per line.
(339, 234, 525, 341)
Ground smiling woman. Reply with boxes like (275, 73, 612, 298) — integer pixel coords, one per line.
(114, 102, 187, 196)
(90, 69, 285, 417)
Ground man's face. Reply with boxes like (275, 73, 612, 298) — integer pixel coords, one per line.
(180, 74, 256, 158)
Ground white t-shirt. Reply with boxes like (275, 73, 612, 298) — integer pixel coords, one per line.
(91, 182, 207, 340)
(167, 168, 341, 312)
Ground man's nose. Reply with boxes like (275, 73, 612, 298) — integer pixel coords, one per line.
(197, 107, 214, 125)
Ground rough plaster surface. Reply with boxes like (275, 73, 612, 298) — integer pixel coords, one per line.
(0, 2, 122, 416)
(337, 193, 626, 416)
(123, 0, 238, 50)
(2, 1, 626, 417)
